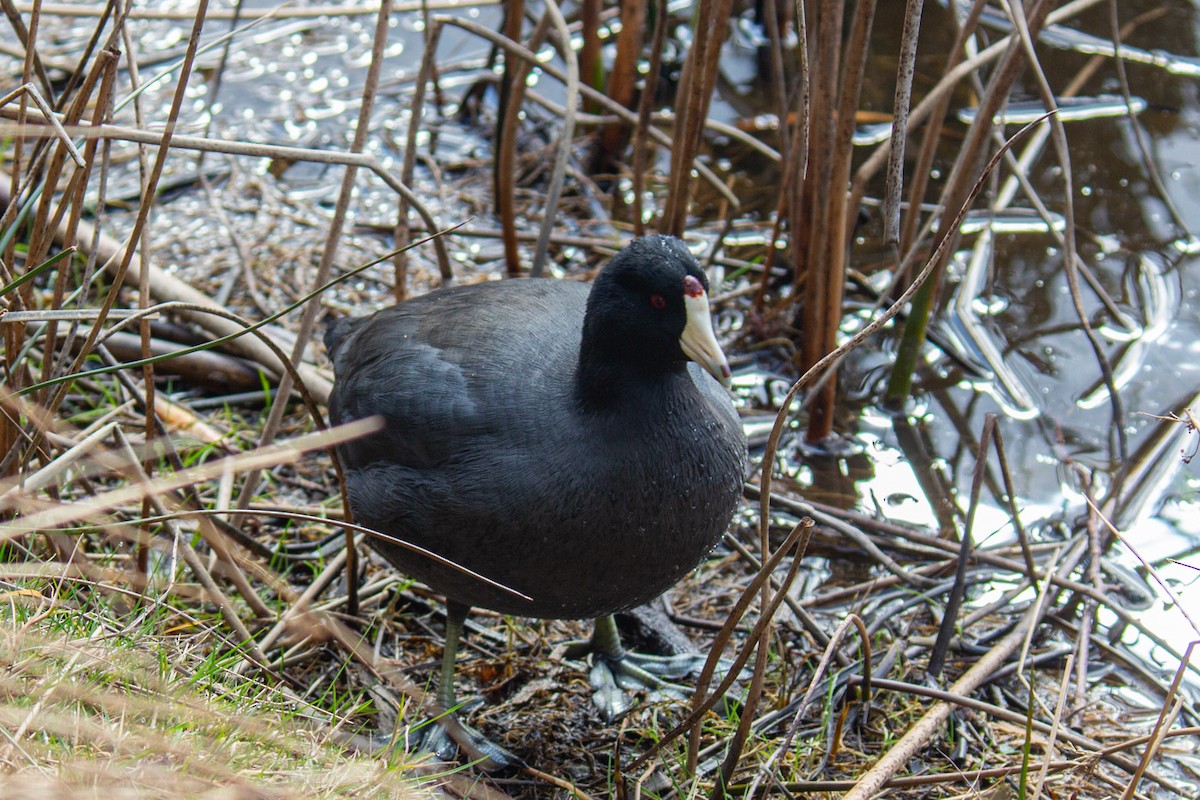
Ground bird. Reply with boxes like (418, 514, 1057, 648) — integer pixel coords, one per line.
(324, 234, 747, 766)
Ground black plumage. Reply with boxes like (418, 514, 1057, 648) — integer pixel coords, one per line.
(326, 235, 746, 618)
(324, 234, 747, 762)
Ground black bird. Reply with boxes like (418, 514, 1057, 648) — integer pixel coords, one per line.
(325, 235, 747, 763)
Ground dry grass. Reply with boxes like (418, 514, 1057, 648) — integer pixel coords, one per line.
(0, 614, 435, 800)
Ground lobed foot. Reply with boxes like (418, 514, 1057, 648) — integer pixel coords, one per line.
(589, 651, 694, 720)
(578, 614, 749, 721)
(411, 704, 521, 773)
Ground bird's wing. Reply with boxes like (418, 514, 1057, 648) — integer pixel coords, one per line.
(326, 279, 586, 469)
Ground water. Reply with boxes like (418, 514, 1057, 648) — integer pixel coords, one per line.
(709, 2, 1200, 655)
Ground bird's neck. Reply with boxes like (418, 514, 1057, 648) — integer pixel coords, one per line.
(574, 336, 688, 412)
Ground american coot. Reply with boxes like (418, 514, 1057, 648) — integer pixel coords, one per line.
(326, 234, 747, 764)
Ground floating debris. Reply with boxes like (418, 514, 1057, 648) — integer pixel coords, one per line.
(959, 208, 1067, 235)
(957, 94, 1148, 126)
(951, 1, 1200, 76)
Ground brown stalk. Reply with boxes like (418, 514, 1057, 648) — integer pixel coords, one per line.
(40, 50, 120, 397)
(885, 0, 1054, 406)
(50, 0, 117, 113)
(755, 116, 1049, 646)
(1120, 641, 1197, 800)
(720, 531, 837, 651)
(793, 0, 841, 363)
(0, 78, 93, 480)
(120, 12, 160, 589)
(32, 1, 211, 471)
(494, 0, 526, 274)
(759, 0, 789, 166)
(881, 0, 924, 247)
(529, 0, 578, 278)
(1009, 0, 1128, 476)
(1105, 2, 1189, 236)
(745, 612, 872, 798)
(111, 427, 272, 633)
(844, 490, 1189, 799)
(841, 547, 1067, 800)
(707, 623, 770, 799)
(589, 0, 644, 177)
(12, 1, 469, 18)
(990, 423, 1036, 578)
(1075, 483, 1102, 709)
(516, 93, 747, 208)
(231, 537, 354, 676)
(0, 17, 34, 313)
(424, 14, 740, 212)
(824, 502, 1198, 681)
(699, 520, 810, 779)
(803, 0, 874, 443)
(0, 419, 382, 543)
(17, 79, 93, 278)
(754, 0, 807, 314)
(841, 676, 1189, 793)
(578, 0, 602, 110)
(624, 518, 812, 774)
(391, 7, 450, 299)
(1029, 654, 1075, 800)
(897, 0, 985, 263)
(0, 122, 450, 283)
(662, 0, 736, 236)
(630, 0, 666, 235)
(2, 4, 199, 557)
(0, 179, 334, 399)
(521, 765, 598, 800)
(846, 0, 1108, 249)
(685, 10, 780, 781)
(0, 0, 52, 97)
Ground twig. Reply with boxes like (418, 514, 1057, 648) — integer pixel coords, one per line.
(0, 172, 335, 401)
(929, 414, 995, 676)
(110, 426, 273, 667)
(0, 419, 382, 542)
(529, 0, 576, 278)
(1120, 642, 1196, 800)
(624, 518, 812, 774)
(841, 551, 1066, 800)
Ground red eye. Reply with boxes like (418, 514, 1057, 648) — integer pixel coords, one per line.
(650, 294, 667, 310)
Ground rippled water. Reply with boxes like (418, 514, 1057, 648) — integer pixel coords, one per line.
(702, 2, 1200, 660)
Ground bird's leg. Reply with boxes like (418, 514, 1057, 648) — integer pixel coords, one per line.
(414, 600, 519, 771)
(587, 614, 697, 721)
(436, 601, 465, 711)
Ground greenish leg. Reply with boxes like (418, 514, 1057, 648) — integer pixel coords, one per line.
(437, 599, 469, 711)
(589, 613, 626, 661)
(416, 600, 518, 771)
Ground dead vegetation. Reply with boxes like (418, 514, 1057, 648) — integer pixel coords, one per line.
(2, 1, 1199, 799)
